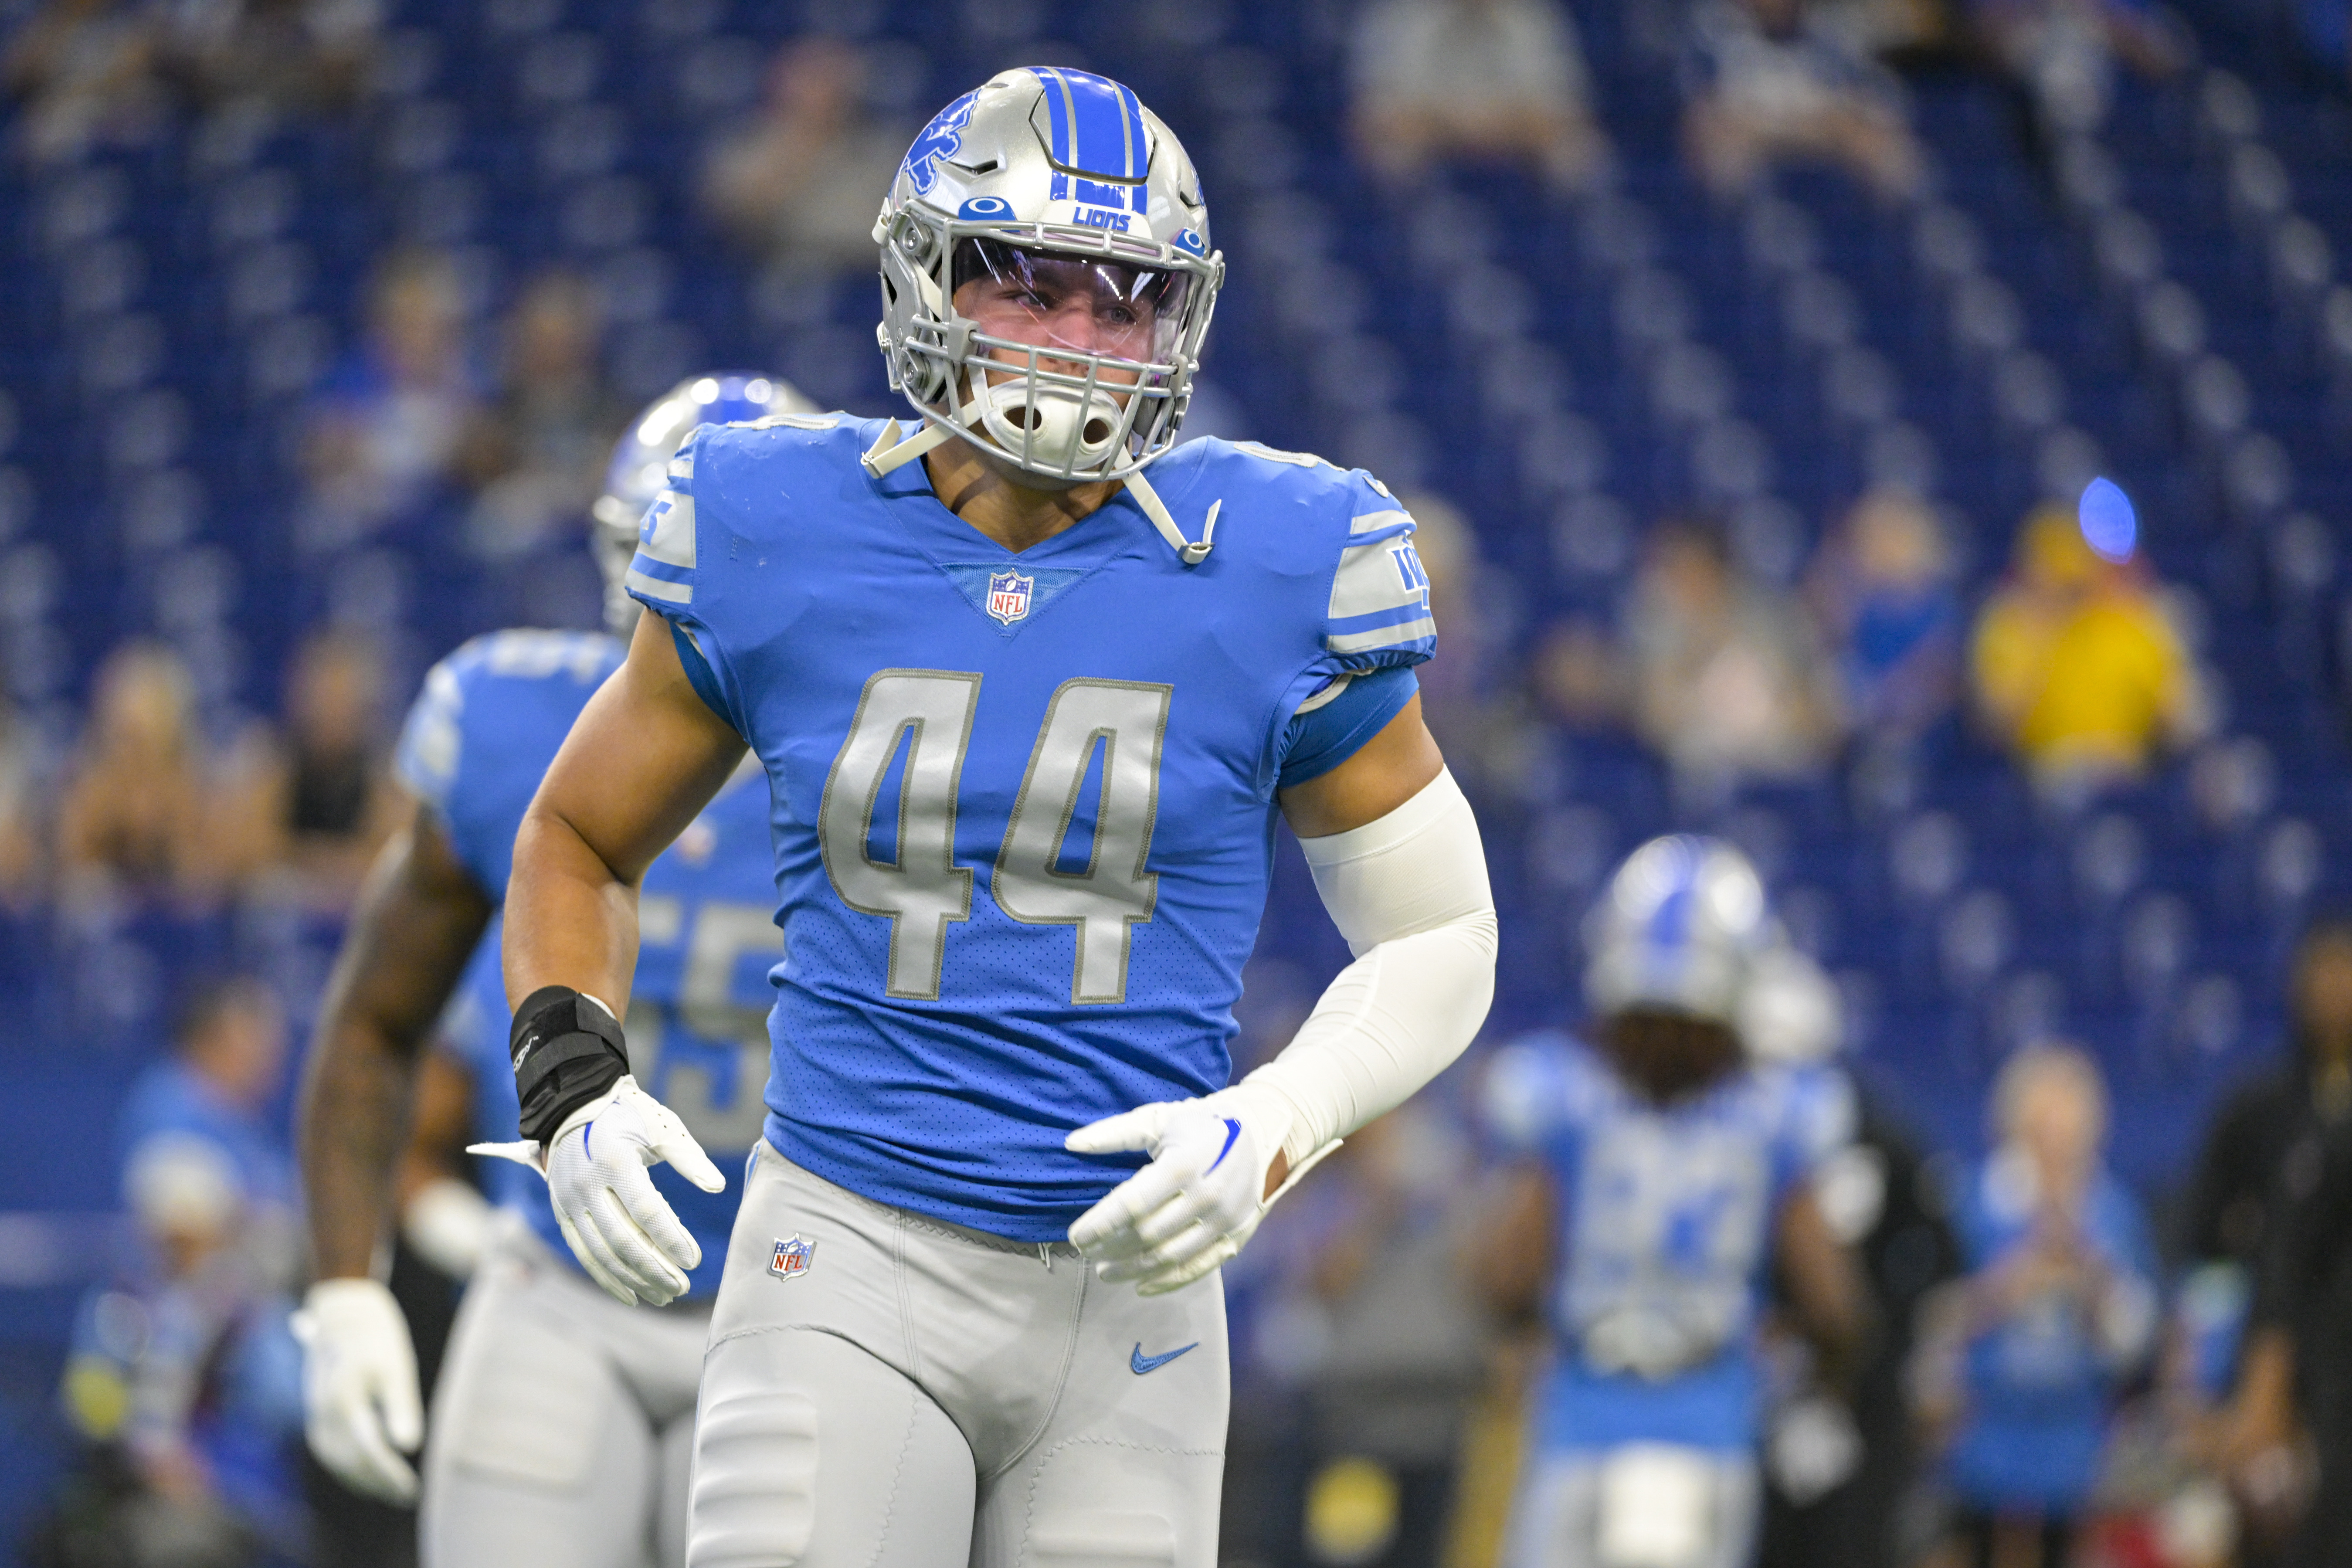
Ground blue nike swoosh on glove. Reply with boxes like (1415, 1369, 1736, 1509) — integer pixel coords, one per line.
(1205, 1118, 1242, 1173)
(1130, 1341, 1199, 1375)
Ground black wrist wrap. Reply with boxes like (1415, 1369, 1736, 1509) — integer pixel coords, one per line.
(509, 985, 630, 1145)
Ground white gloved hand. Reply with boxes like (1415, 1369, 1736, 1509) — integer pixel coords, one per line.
(292, 1277, 423, 1503)
(1066, 1091, 1338, 1295)
(470, 1075, 724, 1307)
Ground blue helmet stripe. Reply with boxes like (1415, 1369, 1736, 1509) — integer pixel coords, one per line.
(1036, 68, 1150, 211)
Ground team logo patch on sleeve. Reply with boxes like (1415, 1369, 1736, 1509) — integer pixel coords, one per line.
(768, 1235, 817, 1280)
(985, 570, 1034, 625)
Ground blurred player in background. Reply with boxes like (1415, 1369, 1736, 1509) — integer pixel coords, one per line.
(1478, 835, 1869, 1568)
(290, 373, 816, 1568)
(492, 66, 1498, 1568)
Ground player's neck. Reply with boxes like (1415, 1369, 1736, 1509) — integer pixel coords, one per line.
(922, 438, 1121, 555)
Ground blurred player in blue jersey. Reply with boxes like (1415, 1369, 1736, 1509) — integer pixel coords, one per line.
(291, 373, 816, 1568)
(492, 67, 1499, 1568)
(1478, 836, 1867, 1568)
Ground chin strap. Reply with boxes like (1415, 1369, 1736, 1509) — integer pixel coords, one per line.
(1125, 469, 1218, 566)
(861, 417, 960, 478)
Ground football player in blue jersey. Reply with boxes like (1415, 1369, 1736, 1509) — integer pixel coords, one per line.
(1477, 836, 1867, 1568)
(492, 67, 1499, 1568)
(291, 373, 816, 1568)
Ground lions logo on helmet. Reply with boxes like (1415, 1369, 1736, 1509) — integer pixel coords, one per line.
(872, 68, 1224, 487)
(1584, 835, 1772, 1027)
(591, 373, 818, 633)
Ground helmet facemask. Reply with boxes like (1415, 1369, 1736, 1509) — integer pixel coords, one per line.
(878, 217, 1220, 487)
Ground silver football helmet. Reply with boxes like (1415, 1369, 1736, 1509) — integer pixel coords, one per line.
(1584, 835, 1773, 1027)
(872, 67, 1223, 487)
(591, 372, 816, 633)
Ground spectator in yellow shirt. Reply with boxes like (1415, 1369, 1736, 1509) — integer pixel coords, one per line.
(1970, 502, 2203, 797)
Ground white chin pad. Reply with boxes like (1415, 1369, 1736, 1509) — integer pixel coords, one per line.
(975, 373, 1125, 474)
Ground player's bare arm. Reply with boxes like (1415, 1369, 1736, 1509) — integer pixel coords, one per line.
(299, 800, 493, 1280)
(1278, 691, 1445, 839)
(291, 798, 491, 1502)
(502, 610, 747, 1014)
(491, 609, 740, 1307)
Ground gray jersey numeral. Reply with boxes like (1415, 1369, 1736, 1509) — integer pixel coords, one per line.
(818, 670, 982, 1000)
(993, 679, 1171, 1004)
(817, 671, 1173, 1006)
(630, 896, 780, 1148)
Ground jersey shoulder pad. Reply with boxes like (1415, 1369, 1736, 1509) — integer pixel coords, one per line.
(1186, 438, 1437, 672)
(392, 629, 622, 810)
(621, 414, 862, 619)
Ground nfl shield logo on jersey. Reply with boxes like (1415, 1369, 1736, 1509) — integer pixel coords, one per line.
(769, 1235, 816, 1280)
(985, 570, 1034, 625)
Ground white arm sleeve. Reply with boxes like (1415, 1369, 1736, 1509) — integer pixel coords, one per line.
(1221, 768, 1498, 1168)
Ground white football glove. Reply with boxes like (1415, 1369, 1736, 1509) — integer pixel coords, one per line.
(1066, 1091, 1339, 1295)
(292, 1277, 423, 1503)
(470, 1075, 724, 1307)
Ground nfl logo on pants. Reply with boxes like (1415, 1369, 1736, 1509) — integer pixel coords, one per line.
(769, 1235, 815, 1280)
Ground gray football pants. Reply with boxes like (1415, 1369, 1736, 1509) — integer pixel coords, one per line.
(421, 1217, 712, 1568)
(687, 1143, 1230, 1568)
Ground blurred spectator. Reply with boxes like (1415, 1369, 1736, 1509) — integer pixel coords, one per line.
(1683, 0, 1925, 202)
(160, 0, 380, 115)
(1912, 1043, 2159, 1568)
(2199, 919, 2352, 1565)
(2, 0, 169, 166)
(298, 249, 481, 553)
(1349, 0, 1608, 193)
(58, 641, 269, 906)
(459, 269, 626, 561)
(1400, 491, 1540, 798)
(2224, 1100, 2352, 1568)
(1532, 616, 1629, 736)
(701, 39, 910, 285)
(1626, 521, 1846, 797)
(252, 630, 400, 908)
(1810, 0, 1968, 63)
(2186, 917, 2352, 1279)
(63, 977, 304, 1555)
(1968, 502, 2204, 799)
(1975, 0, 2184, 143)
(1806, 490, 1961, 740)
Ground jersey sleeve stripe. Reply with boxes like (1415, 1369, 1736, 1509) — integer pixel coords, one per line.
(1349, 509, 1413, 536)
(628, 555, 694, 585)
(638, 490, 696, 570)
(1326, 616, 1438, 655)
(626, 566, 693, 605)
(1330, 538, 1431, 620)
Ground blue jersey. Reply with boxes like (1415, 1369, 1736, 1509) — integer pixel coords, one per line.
(1483, 1032, 1849, 1454)
(625, 416, 1435, 1240)
(1944, 1150, 2156, 1511)
(396, 630, 783, 1297)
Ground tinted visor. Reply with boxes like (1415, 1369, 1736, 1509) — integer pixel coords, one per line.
(950, 238, 1188, 365)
